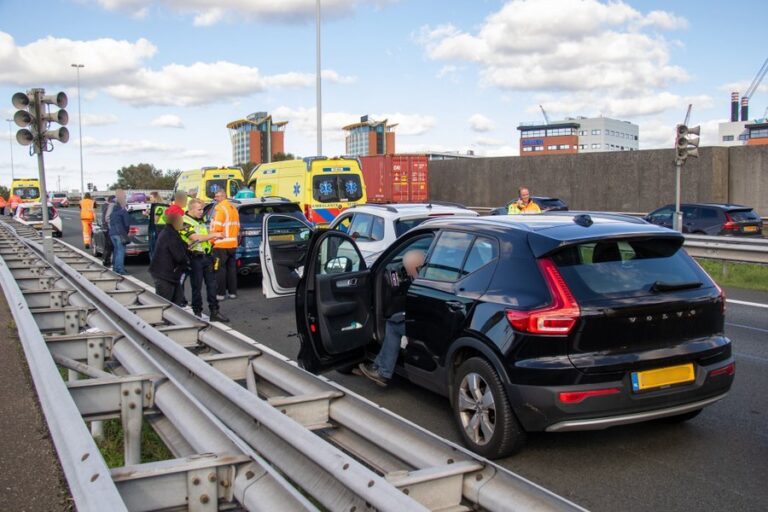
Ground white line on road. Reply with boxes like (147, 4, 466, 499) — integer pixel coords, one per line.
(726, 322, 768, 334)
(727, 299, 768, 309)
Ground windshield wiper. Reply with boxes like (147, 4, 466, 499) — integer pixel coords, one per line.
(650, 280, 703, 293)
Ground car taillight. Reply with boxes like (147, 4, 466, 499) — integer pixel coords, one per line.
(128, 226, 139, 235)
(304, 204, 312, 221)
(558, 388, 621, 404)
(50, 207, 58, 219)
(506, 258, 580, 335)
(722, 212, 738, 231)
(709, 362, 735, 378)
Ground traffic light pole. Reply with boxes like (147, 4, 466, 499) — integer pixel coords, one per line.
(32, 89, 54, 262)
(674, 159, 683, 232)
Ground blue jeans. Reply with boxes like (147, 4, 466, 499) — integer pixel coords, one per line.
(374, 313, 405, 379)
(110, 235, 126, 274)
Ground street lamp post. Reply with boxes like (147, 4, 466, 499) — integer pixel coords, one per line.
(71, 64, 85, 196)
(5, 118, 14, 180)
(316, 0, 322, 156)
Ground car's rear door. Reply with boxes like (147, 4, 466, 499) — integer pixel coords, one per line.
(296, 231, 373, 373)
(260, 214, 314, 298)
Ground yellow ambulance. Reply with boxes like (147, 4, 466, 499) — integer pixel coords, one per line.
(174, 167, 246, 203)
(10, 178, 42, 203)
(247, 157, 367, 225)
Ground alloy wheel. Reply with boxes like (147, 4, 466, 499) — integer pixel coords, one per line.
(457, 372, 496, 446)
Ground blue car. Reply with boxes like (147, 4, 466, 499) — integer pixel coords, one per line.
(203, 197, 306, 277)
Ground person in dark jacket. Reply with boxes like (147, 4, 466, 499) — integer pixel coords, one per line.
(149, 205, 189, 304)
(358, 250, 425, 387)
(108, 190, 131, 275)
(100, 195, 115, 266)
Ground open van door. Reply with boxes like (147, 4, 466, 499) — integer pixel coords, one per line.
(148, 203, 168, 259)
(295, 231, 373, 373)
(260, 214, 314, 298)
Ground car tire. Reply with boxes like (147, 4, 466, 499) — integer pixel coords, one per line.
(452, 357, 526, 458)
(658, 408, 702, 424)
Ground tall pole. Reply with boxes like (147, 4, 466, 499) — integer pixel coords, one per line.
(32, 89, 54, 262)
(674, 160, 682, 232)
(316, 0, 322, 156)
(5, 118, 14, 180)
(71, 64, 85, 195)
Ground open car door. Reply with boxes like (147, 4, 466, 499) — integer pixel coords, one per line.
(148, 202, 169, 258)
(296, 231, 374, 373)
(260, 214, 314, 298)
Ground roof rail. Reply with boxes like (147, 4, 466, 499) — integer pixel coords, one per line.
(427, 200, 468, 210)
(258, 195, 292, 203)
(350, 203, 399, 213)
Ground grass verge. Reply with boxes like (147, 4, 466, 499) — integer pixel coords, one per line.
(97, 419, 173, 468)
(697, 259, 768, 292)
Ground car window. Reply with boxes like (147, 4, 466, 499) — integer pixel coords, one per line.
(349, 213, 385, 242)
(127, 209, 149, 225)
(700, 208, 719, 220)
(238, 203, 301, 223)
(421, 231, 474, 282)
(312, 175, 363, 203)
(332, 214, 353, 233)
(205, 179, 227, 198)
(728, 209, 760, 222)
(266, 216, 311, 242)
(463, 236, 499, 274)
(649, 207, 673, 222)
(14, 187, 40, 199)
(315, 236, 363, 275)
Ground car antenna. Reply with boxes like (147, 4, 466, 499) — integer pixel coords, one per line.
(573, 214, 593, 227)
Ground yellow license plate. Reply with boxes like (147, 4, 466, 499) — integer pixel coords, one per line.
(744, 226, 758, 232)
(631, 363, 695, 392)
(269, 233, 294, 241)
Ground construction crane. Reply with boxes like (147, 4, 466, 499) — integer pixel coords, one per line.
(538, 104, 551, 125)
(741, 57, 768, 120)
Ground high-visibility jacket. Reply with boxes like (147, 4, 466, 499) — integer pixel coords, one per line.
(508, 200, 541, 215)
(9, 194, 21, 211)
(80, 198, 95, 220)
(0, 197, 6, 208)
(210, 200, 239, 249)
(180, 214, 213, 254)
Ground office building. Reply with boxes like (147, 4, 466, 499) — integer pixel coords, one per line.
(517, 116, 639, 157)
(343, 115, 397, 157)
(226, 112, 287, 165)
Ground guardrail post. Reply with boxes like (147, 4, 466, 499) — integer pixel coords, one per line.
(121, 380, 143, 465)
(87, 335, 107, 441)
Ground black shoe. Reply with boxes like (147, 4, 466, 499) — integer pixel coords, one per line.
(84, 244, 90, 249)
(192, 308, 202, 317)
(103, 261, 111, 267)
(209, 309, 229, 323)
(358, 363, 389, 387)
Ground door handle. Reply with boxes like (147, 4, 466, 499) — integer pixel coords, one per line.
(446, 300, 464, 311)
(336, 277, 358, 288)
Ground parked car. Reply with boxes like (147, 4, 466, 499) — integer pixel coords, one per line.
(92, 203, 150, 257)
(327, 202, 479, 265)
(14, 202, 62, 236)
(200, 197, 307, 277)
(258, 211, 733, 458)
(490, 196, 569, 215)
(645, 203, 763, 236)
(50, 193, 70, 208)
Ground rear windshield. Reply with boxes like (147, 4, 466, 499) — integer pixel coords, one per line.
(238, 204, 301, 223)
(128, 209, 149, 225)
(14, 187, 39, 199)
(395, 217, 431, 237)
(312, 175, 363, 203)
(536, 199, 565, 209)
(21, 206, 55, 221)
(728, 209, 760, 222)
(206, 179, 244, 198)
(551, 238, 709, 300)
(52, 193, 67, 198)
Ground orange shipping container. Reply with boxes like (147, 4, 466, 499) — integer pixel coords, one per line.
(359, 155, 429, 204)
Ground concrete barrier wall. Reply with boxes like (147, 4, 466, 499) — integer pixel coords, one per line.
(428, 147, 733, 213)
(728, 145, 768, 216)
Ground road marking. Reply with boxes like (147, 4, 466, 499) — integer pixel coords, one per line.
(735, 352, 768, 364)
(726, 322, 768, 334)
(727, 299, 768, 309)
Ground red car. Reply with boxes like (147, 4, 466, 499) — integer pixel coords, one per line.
(50, 193, 70, 208)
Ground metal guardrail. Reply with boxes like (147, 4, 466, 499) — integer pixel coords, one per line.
(0, 218, 584, 512)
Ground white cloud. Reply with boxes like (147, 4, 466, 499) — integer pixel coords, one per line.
(378, 112, 435, 136)
(535, 93, 713, 119)
(150, 114, 184, 128)
(418, 1, 688, 96)
(468, 114, 495, 132)
(638, 117, 720, 149)
(321, 69, 357, 85)
(92, 0, 388, 24)
(81, 135, 207, 158)
(436, 65, 458, 79)
(272, 107, 436, 139)
(81, 113, 119, 126)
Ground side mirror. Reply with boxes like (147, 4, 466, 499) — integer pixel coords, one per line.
(325, 256, 351, 273)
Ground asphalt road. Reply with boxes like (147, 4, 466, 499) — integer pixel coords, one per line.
(58, 209, 767, 511)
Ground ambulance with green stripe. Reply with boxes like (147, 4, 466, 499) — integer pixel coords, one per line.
(246, 157, 367, 226)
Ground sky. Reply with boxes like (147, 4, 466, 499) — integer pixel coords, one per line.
(1, 0, 767, 191)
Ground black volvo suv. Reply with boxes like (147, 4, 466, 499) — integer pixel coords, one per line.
(259, 212, 734, 458)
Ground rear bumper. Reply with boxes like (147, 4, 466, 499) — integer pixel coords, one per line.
(508, 357, 734, 432)
(237, 256, 260, 275)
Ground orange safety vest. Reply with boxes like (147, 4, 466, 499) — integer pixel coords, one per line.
(210, 200, 240, 249)
(9, 194, 21, 210)
(80, 198, 95, 220)
(0, 197, 6, 208)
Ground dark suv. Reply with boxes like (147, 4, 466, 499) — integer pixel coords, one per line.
(490, 196, 568, 215)
(259, 212, 734, 458)
(645, 203, 763, 236)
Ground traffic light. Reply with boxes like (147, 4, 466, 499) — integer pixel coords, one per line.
(675, 124, 700, 164)
(87, 182, 93, 191)
(11, 89, 69, 153)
